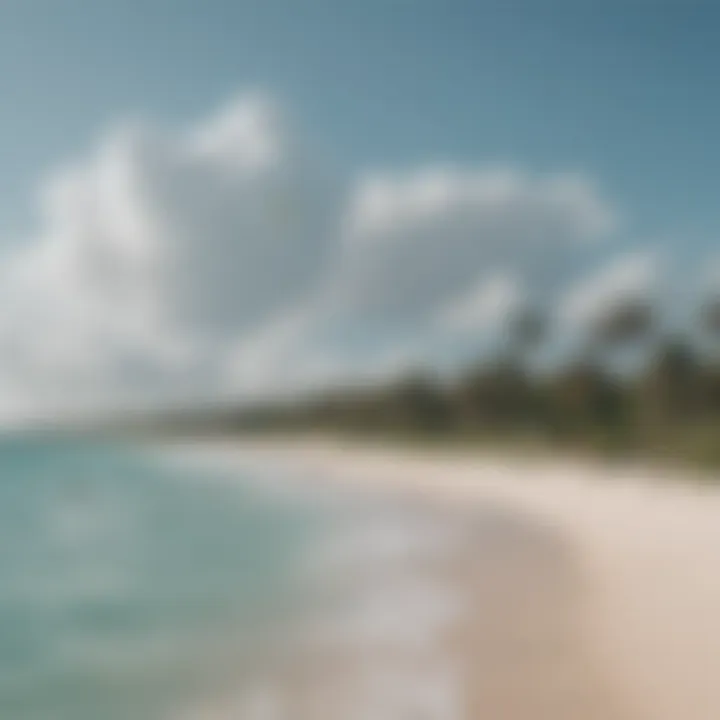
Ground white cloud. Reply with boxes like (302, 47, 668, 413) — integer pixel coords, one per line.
(326, 166, 614, 324)
(301, 166, 615, 373)
(0, 94, 338, 416)
(0, 93, 621, 420)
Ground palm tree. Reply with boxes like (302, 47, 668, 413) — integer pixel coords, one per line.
(701, 295, 720, 336)
(636, 337, 700, 433)
(555, 298, 656, 447)
(546, 360, 623, 440)
(591, 299, 654, 348)
(379, 370, 450, 434)
(509, 306, 546, 352)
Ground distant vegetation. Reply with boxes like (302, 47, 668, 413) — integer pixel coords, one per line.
(151, 297, 720, 469)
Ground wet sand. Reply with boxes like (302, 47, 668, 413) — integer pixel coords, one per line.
(283, 502, 629, 720)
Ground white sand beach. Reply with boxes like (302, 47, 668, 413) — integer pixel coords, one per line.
(168, 438, 720, 720)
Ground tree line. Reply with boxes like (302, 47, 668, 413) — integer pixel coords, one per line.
(167, 296, 720, 467)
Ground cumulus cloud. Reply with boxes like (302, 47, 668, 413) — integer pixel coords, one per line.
(0, 92, 622, 420)
(298, 165, 616, 373)
(0, 94, 339, 416)
(327, 167, 614, 324)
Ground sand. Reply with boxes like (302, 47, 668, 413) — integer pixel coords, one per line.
(166, 438, 720, 720)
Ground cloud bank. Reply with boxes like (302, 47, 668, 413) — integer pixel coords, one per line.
(0, 92, 650, 420)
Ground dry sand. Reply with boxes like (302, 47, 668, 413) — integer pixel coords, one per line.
(168, 438, 720, 720)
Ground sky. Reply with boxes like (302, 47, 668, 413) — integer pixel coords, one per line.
(0, 0, 717, 419)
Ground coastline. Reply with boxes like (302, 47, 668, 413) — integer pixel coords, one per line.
(162, 437, 720, 719)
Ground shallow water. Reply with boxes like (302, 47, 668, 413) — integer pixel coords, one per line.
(0, 438, 317, 719)
(0, 438, 488, 719)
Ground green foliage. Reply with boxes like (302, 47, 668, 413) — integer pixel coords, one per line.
(211, 327, 720, 470)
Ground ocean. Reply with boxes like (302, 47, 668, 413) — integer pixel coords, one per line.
(0, 437, 481, 720)
(0, 437, 322, 720)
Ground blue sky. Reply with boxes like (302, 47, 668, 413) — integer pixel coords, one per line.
(0, 1, 717, 417)
(1, 0, 719, 243)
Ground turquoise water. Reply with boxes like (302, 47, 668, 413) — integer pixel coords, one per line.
(0, 438, 315, 720)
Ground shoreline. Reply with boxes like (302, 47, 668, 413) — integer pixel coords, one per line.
(162, 437, 720, 719)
